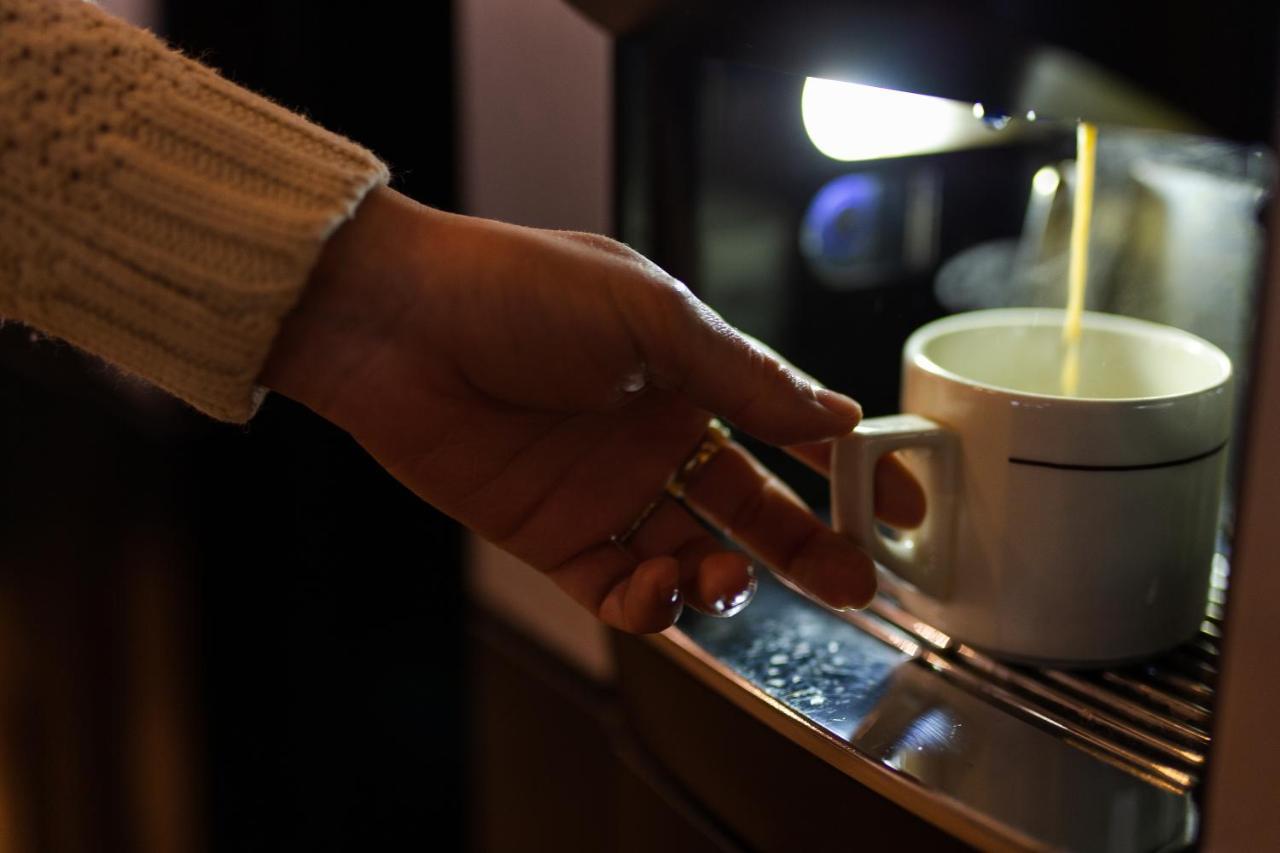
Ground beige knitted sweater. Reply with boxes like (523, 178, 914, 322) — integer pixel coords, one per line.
(0, 0, 389, 421)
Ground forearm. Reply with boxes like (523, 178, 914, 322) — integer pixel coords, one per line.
(0, 0, 388, 420)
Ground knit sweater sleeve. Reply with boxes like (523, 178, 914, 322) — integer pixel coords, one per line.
(0, 0, 390, 421)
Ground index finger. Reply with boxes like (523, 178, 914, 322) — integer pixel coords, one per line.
(680, 439, 877, 611)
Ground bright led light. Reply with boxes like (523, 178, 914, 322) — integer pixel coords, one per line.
(802, 76, 977, 161)
(1032, 165, 1061, 196)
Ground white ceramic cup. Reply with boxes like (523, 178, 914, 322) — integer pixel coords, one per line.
(831, 308, 1233, 665)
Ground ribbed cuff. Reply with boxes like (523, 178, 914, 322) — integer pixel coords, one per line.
(1, 0, 390, 421)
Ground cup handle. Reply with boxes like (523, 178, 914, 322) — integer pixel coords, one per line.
(831, 414, 959, 599)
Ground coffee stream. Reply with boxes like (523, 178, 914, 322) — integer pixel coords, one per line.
(1060, 122, 1097, 396)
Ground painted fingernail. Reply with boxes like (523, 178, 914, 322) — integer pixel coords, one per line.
(661, 585, 684, 630)
(814, 388, 862, 422)
(711, 566, 758, 617)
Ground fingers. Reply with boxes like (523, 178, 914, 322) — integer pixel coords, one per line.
(696, 552, 756, 616)
(786, 444, 928, 530)
(618, 279, 863, 447)
(601, 557, 685, 635)
(787, 440, 832, 476)
(681, 439, 877, 610)
(549, 232, 863, 445)
(545, 545, 683, 634)
(541, 496, 759, 633)
(875, 452, 927, 529)
(541, 429, 920, 632)
(625, 499, 757, 617)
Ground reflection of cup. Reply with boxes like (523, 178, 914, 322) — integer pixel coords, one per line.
(850, 662, 1190, 848)
(831, 308, 1232, 665)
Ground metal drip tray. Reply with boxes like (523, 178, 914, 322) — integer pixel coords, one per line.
(661, 562, 1227, 851)
(843, 560, 1223, 797)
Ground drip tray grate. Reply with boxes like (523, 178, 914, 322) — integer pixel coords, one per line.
(839, 561, 1226, 795)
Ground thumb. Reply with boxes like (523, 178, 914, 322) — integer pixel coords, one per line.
(634, 282, 862, 446)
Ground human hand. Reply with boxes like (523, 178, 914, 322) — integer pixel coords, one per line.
(262, 188, 924, 633)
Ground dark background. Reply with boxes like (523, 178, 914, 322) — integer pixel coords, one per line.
(0, 2, 464, 851)
(163, 2, 463, 849)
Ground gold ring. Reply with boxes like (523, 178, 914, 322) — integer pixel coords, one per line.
(610, 419, 732, 549)
(610, 495, 663, 550)
(665, 418, 731, 500)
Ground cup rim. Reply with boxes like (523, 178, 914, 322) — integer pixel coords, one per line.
(905, 308, 1233, 405)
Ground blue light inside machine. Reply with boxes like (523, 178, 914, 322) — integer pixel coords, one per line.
(800, 167, 939, 287)
(798, 171, 880, 262)
(798, 169, 901, 289)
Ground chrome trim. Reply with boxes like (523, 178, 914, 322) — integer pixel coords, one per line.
(650, 624, 1046, 853)
(1097, 672, 1213, 724)
(847, 609, 1208, 782)
(658, 571, 1213, 851)
(1038, 670, 1211, 746)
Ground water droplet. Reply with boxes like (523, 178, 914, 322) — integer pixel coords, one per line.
(619, 367, 646, 394)
(982, 113, 1011, 131)
(769, 653, 789, 665)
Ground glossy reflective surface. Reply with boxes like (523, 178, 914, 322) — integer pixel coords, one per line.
(688, 582, 909, 740)
(677, 575, 1198, 852)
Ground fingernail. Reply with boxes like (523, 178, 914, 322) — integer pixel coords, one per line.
(814, 388, 862, 422)
(710, 565, 757, 617)
(827, 572, 877, 611)
(662, 585, 684, 630)
(827, 590, 874, 611)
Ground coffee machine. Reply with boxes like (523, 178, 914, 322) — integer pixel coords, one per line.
(461, 1, 1280, 849)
